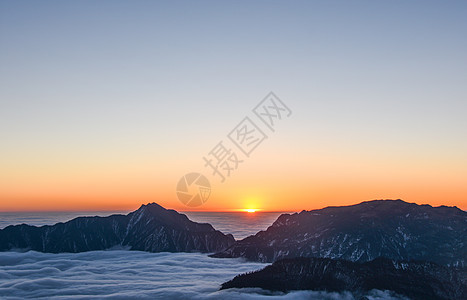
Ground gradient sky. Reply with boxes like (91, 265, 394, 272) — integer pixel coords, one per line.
(1, 0, 466, 212)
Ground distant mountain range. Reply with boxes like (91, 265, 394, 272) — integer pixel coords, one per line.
(211, 200, 466, 266)
(0, 203, 234, 253)
(221, 256, 467, 300)
(2, 199, 466, 299)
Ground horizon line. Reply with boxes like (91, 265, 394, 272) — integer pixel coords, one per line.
(0, 210, 295, 214)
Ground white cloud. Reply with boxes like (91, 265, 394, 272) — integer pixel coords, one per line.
(0, 250, 406, 299)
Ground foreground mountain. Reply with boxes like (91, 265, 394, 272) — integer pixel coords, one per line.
(221, 257, 467, 300)
(212, 200, 466, 266)
(0, 203, 235, 253)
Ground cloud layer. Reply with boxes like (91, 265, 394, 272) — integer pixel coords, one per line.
(0, 250, 407, 299)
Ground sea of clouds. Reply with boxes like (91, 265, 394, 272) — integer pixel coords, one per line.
(0, 250, 407, 299)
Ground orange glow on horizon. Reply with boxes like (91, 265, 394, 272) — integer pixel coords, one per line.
(0, 148, 466, 212)
(242, 208, 260, 213)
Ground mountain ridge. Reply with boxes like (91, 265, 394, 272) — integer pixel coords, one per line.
(220, 256, 467, 300)
(211, 199, 466, 266)
(0, 202, 235, 253)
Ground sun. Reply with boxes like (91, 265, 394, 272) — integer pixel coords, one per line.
(243, 208, 258, 213)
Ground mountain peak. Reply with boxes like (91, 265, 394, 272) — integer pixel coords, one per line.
(137, 202, 165, 211)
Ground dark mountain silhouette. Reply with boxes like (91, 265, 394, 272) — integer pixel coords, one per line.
(211, 199, 466, 266)
(221, 257, 467, 300)
(0, 203, 235, 253)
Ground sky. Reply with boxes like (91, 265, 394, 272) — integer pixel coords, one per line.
(1, 0, 466, 212)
